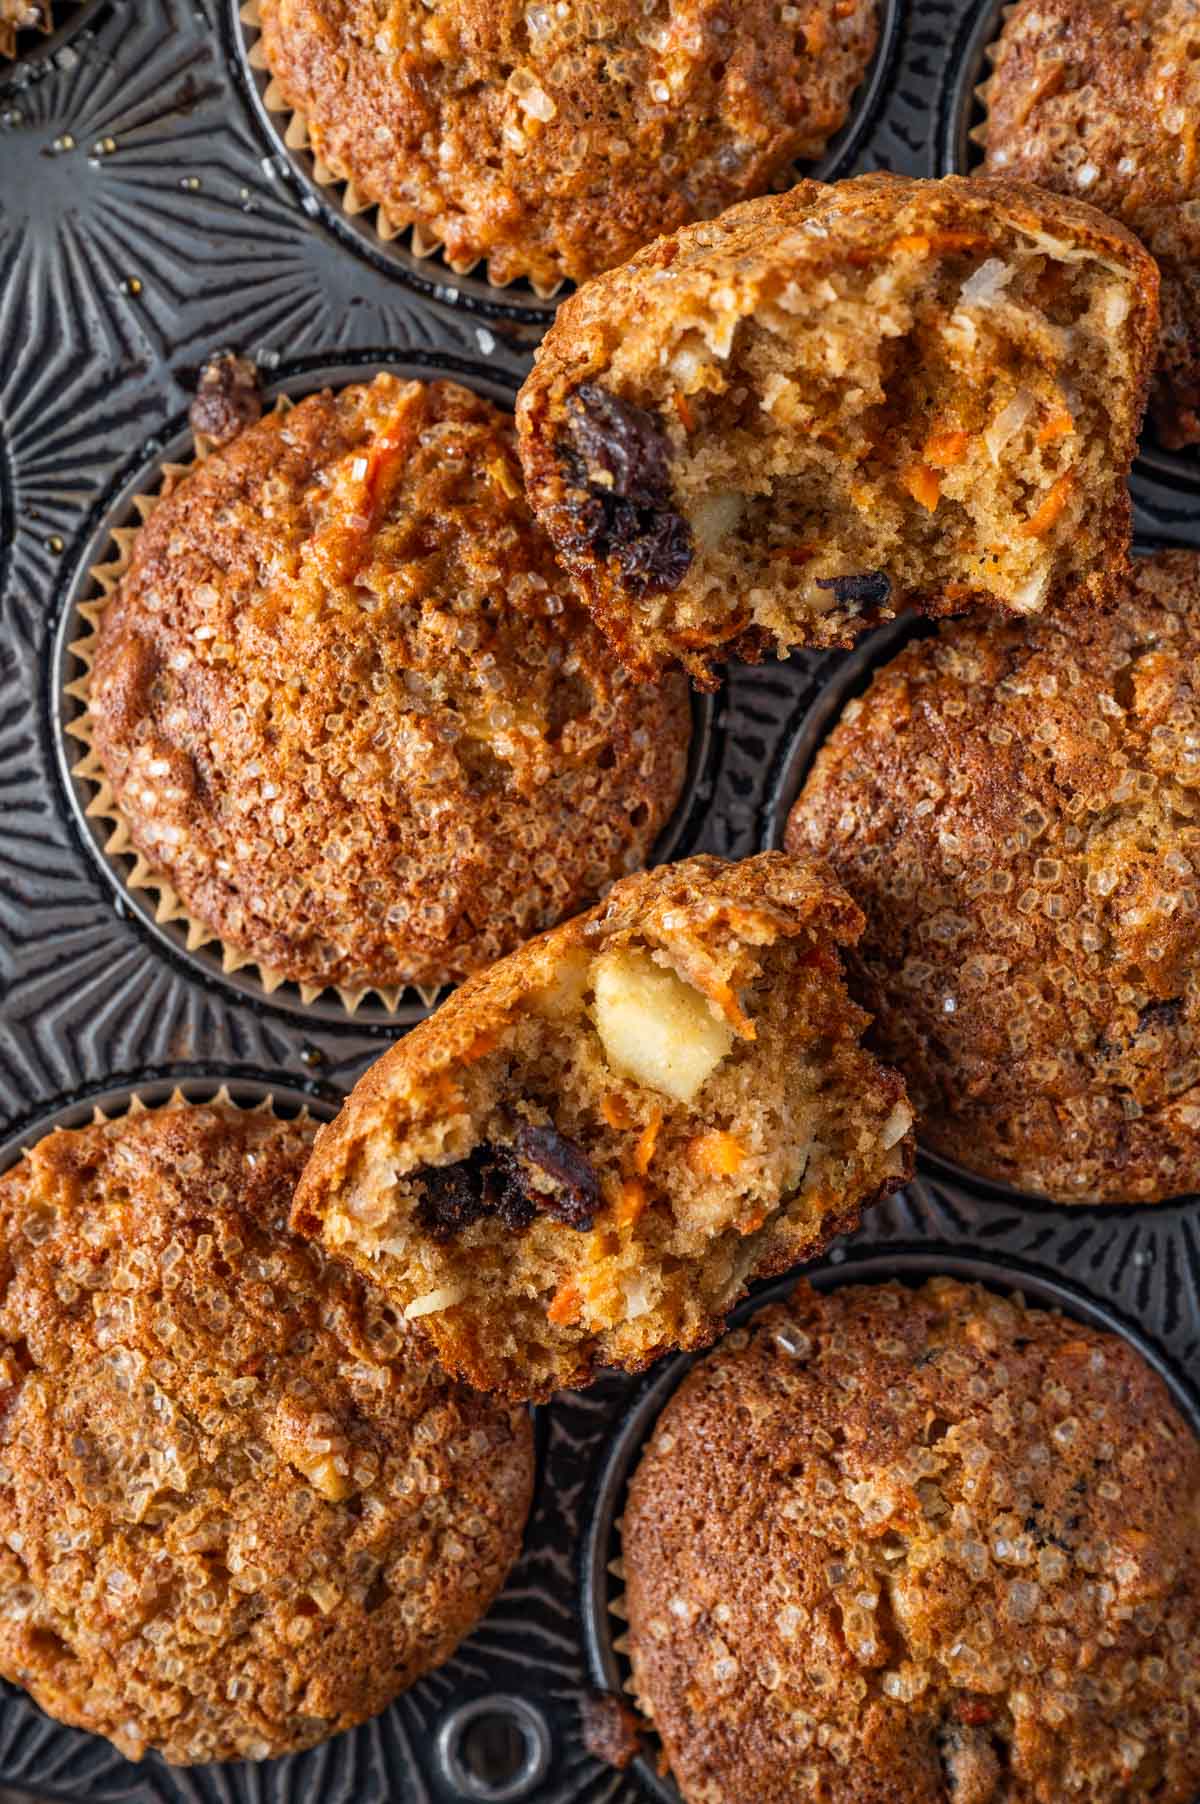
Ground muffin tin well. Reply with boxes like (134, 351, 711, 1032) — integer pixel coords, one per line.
(229, 0, 904, 339)
(2, 0, 1199, 1798)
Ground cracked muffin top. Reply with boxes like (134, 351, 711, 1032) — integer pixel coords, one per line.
(255, 0, 879, 293)
(87, 373, 690, 996)
(0, 1098, 533, 1763)
(983, 0, 1200, 449)
(624, 1277, 1200, 1804)
(789, 550, 1200, 1203)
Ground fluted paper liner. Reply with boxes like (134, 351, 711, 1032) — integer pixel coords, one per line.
(239, 0, 564, 302)
(966, 3, 1019, 160)
(11, 1086, 312, 1163)
(65, 408, 444, 1017)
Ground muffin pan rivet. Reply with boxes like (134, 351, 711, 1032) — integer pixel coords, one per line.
(435, 1695, 552, 1802)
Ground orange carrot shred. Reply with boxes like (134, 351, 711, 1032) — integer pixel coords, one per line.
(687, 1130, 746, 1178)
(547, 1281, 583, 1327)
(1036, 408, 1073, 445)
(617, 1179, 648, 1230)
(674, 391, 695, 432)
(634, 1108, 663, 1176)
(923, 428, 969, 469)
(601, 1093, 632, 1130)
(1019, 470, 1074, 537)
(901, 463, 941, 512)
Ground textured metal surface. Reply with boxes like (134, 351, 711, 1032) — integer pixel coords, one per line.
(0, 0, 1197, 1798)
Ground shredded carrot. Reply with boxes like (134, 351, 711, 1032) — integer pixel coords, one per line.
(633, 1108, 663, 1176)
(737, 1207, 767, 1236)
(942, 580, 974, 601)
(1019, 470, 1074, 537)
(923, 428, 969, 469)
(802, 11, 828, 50)
(674, 391, 695, 432)
(547, 1281, 583, 1327)
(616, 1178, 649, 1230)
(460, 1026, 503, 1064)
(687, 1130, 746, 1178)
(1036, 408, 1073, 445)
(901, 463, 941, 512)
(888, 230, 987, 259)
(601, 1093, 633, 1130)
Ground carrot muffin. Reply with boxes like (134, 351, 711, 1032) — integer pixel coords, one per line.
(983, 0, 1200, 450)
(789, 550, 1200, 1204)
(84, 373, 690, 996)
(0, 0, 49, 55)
(516, 173, 1159, 685)
(291, 853, 913, 1401)
(254, 0, 880, 294)
(624, 1277, 1200, 1804)
(0, 1097, 533, 1763)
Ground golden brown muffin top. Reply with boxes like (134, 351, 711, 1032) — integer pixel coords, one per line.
(88, 374, 690, 995)
(983, 0, 1200, 447)
(789, 550, 1200, 1203)
(0, 1099, 533, 1763)
(256, 0, 879, 292)
(625, 1277, 1200, 1804)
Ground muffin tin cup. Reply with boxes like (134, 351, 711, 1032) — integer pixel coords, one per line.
(54, 351, 716, 1030)
(581, 1238, 1200, 1804)
(228, 0, 904, 337)
(935, 0, 1199, 491)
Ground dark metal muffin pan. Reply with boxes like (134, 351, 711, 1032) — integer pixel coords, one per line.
(0, 0, 1197, 1798)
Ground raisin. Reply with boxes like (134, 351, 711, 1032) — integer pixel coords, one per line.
(189, 352, 263, 447)
(556, 383, 693, 594)
(578, 1689, 644, 1770)
(814, 570, 892, 610)
(513, 1124, 600, 1230)
(1137, 997, 1183, 1034)
(414, 1129, 599, 1242)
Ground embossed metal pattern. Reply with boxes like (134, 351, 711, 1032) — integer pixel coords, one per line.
(0, 0, 1197, 1799)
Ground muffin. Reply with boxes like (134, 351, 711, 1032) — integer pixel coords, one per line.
(292, 853, 913, 1400)
(0, 0, 49, 55)
(624, 1276, 1200, 1804)
(516, 173, 1159, 686)
(0, 1097, 534, 1763)
(789, 550, 1200, 1204)
(79, 373, 690, 998)
(983, 0, 1200, 450)
(254, 0, 880, 294)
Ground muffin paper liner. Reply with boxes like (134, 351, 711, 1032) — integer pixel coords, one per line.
(64, 407, 445, 1019)
(238, 0, 566, 302)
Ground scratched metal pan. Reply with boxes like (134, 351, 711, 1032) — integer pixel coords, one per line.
(0, 0, 1197, 1800)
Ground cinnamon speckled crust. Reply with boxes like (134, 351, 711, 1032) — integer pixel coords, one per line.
(0, 0, 49, 56)
(88, 374, 690, 993)
(983, 0, 1200, 449)
(789, 550, 1200, 1204)
(625, 1277, 1200, 1804)
(0, 1100, 533, 1764)
(255, 0, 879, 292)
(292, 854, 913, 1401)
(517, 174, 1159, 685)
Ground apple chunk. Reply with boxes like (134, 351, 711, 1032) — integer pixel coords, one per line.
(592, 948, 733, 1104)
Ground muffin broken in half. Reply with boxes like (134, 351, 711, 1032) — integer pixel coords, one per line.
(517, 173, 1159, 683)
(292, 854, 913, 1399)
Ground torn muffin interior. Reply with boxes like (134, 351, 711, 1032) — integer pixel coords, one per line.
(303, 916, 911, 1399)
(556, 228, 1147, 673)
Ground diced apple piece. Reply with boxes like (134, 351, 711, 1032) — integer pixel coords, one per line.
(592, 949, 733, 1105)
(526, 946, 592, 1022)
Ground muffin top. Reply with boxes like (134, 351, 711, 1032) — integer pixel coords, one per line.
(625, 1277, 1200, 1804)
(983, 0, 1200, 448)
(0, 1098, 533, 1763)
(256, 0, 879, 292)
(87, 374, 690, 996)
(789, 550, 1200, 1203)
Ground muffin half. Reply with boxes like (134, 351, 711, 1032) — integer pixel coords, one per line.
(624, 1277, 1200, 1804)
(80, 373, 690, 999)
(983, 0, 1200, 450)
(292, 854, 913, 1400)
(0, 1097, 533, 1762)
(790, 549, 1200, 1203)
(517, 173, 1159, 684)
